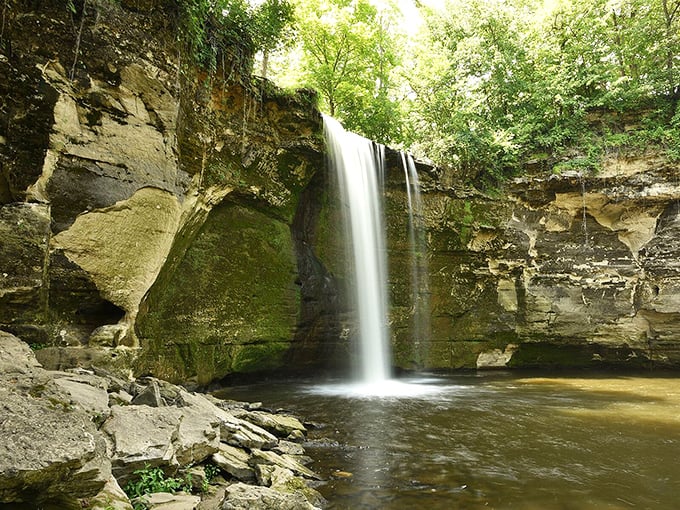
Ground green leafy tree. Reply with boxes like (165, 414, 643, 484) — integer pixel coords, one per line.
(403, 0, 680, 185)
(277, 0, 403, 143)
(177, 0, 294, 77)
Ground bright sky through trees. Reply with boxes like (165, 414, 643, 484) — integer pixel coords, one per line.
(261, 0, 680, 186)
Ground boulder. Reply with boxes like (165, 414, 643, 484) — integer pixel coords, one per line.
(101, 405, 183, 484)
(89, 324, 129, 347)
(131, 379, 165, 407)
(257, 465, 326, 509)
(51, 372, 111, 417)
(0, 381, 110, 505)
(87, 475, 134, 510)
(211, 444, 255, 482)
(174, 404, 221, 466)
(233, 410, 306, 438)
(272, 440, 305, 456)
(249, 449, 321, 481)
(218, 413, 278, 450)
(0, 331, 42, 374)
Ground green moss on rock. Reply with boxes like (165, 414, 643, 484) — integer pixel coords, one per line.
(136, 200, 299, 383)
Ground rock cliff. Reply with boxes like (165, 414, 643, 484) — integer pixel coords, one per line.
(0, 0, 325, 383)
(382, 154, 680, 370)
(2, 0, 680, 383)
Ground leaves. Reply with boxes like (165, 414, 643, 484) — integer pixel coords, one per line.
(401, 0, 680, 185)
(177, 0, 294, 76)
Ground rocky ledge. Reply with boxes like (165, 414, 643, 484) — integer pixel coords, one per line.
(0, 331, 325, 509)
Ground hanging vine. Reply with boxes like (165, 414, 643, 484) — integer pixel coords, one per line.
(174, 0, 294, 80)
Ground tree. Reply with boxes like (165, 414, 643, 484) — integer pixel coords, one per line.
(402, 0, 680, 184)
(178, 0, 294, 78)
(277, 0, 403, 144)
(251, 0, 295, 79)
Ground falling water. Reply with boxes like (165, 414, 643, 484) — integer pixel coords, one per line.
(401, 153, 431, 364)
(579, 172, 589, 247)
(323, 115, 391, 384)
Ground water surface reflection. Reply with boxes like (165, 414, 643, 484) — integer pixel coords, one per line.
(215, 372, 680, 509)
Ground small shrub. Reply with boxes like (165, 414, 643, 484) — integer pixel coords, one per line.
(124, 465, 192, 501)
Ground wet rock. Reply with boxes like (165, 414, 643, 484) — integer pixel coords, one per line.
(272, 440, 305, 456)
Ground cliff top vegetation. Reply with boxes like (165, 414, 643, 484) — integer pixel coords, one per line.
(5, 0, 677, 187)
(264, 0, 680, 188)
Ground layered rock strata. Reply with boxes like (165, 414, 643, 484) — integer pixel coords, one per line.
(381, 154, 680, 369)
(0, 0, 324, 382)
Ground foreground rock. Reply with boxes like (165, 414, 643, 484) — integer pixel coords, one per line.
(0, 332, 325, 509)
(0, 332, 110, 507)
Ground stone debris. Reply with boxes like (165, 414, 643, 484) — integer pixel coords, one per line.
(0, 332, 325, 509)
(212, 444, 256, 482)
(136, 491, 202, 510)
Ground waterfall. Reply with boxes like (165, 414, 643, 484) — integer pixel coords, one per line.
(323, 115, 391, 384)
(401, 153, 431, 364)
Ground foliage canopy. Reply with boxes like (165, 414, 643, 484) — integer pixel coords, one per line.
(175, 0, 680, 185)
(176, 0, 294, 78)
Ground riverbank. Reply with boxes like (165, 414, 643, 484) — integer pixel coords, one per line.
(0, 331, 325, 509)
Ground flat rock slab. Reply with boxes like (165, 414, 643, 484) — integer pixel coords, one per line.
(51, 373, 110, 416)
(234, 410, 306, 438)
(0, 383, 110, 504)
(139, 491, 201, 510)
(102, 405, 182, 483)
(219, 413, 278, 450)
(221, 483, 321, 510)
(250, 449, 321, 481)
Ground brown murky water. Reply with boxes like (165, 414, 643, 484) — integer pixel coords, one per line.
(216, 372, 680, 509)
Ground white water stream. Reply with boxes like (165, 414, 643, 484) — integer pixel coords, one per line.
(323, 115, 391, 385)
(401, 152, 431, 362)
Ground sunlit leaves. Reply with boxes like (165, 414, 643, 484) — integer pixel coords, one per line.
(403, 0, 680, 185)
(178, 0, 293, 76)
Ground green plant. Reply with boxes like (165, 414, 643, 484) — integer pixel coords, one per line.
(124, 465, 192, 501)
(206, 463, 220, 480)
(176, 0, 294, 77)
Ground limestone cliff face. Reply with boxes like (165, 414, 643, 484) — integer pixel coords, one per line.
(383, 154, 680, 370)
(2, 1, 680, 382)
(0, 0, 323, 383)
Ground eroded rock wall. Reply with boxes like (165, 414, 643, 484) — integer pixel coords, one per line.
(2, 0, 680, 382)
(385, 154, 680, 370)
(0, 0, 324, 382)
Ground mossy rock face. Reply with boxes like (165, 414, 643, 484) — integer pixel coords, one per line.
(136, 200, 299, 384)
